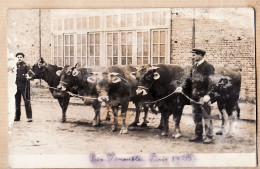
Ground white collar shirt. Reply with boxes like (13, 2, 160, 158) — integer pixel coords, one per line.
(195, 59, 205, 66)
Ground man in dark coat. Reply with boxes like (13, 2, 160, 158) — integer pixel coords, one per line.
(176, 48, 215, 144)
(14, 52, 33, 122)
(189, 48, 215, 144)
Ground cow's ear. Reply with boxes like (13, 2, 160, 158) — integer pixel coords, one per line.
(130, 72, 136, 79)
(153, 72, 160, 80)
(87, 76, 97, 83)
(56, 70, 62, 76)
(151, 66, 159, 70)
(110, 72, 120, 76)
(72, 69, 79, 76)
(110, 72, 121, 83)
(111, 76, 121, 83)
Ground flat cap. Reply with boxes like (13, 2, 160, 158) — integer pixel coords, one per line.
(191, 48, 206, 56)
(16, 52, 25, 58)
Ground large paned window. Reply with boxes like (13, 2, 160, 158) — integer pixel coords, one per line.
(77, 34, 87, 67)
(137, 31, 149, 65)
(106, 32, 119, 66)
(107, 32, 119, 66)
(121, 32, 133, 65)
(88, 33, 100, 66)
(64, 34, 75, 66)
(106, 15, 118, 28)
(53, 35, 63, 66)
(52, 9, 170, 67)
(120, 14, 133, 27)
(152, 11, 167, 26)
(151, 29, 167, 64)
(64, 18, 74, 30)
(89, 16, 100, 29)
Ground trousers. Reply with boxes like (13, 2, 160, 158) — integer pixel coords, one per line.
(191, 97, 213, 138)
(15, 87, 32, 119)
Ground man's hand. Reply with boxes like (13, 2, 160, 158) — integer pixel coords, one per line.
(175, 87, 183, 93)
(203, 95, 211, 103)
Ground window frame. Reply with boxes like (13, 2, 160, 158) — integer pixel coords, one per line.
(151, 29, 169, 65)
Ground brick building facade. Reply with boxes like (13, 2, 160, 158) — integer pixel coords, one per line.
(7, 8, 255, 101)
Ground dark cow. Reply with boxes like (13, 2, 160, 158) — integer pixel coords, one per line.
(56, 65, 106, 126)
(208, 67, 241, 136)
(132, 64, 190, 137)
(134, 64, 241, 138)
(87, 65, 152, 134)
(25, 58, 70, 122)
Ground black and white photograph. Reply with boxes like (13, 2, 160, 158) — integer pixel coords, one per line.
(7, 8, 256, 168)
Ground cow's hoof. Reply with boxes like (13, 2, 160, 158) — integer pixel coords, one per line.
(224, 133, 233, 138)
(92, 121, 100, 127)
(172, 133, 181, 139)
(61, 119, 66, 123)
(141, 122, 147, 127)
(156, 125, 163, 130)
(161, 131, 168, 136)
(129, 122, 138, 127)
(120, 129, 128, 134)
(216, 130, 223, 135)
(105, 116, 111, 121)
(109, 125, 117, 132)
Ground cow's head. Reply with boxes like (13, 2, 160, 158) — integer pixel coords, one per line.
(25, 57, 48, 80)
(130, 64, 160, 96)
(87, 70, 123, 102)
(208, 75, 233, 99)
(57, 63, 78, 91)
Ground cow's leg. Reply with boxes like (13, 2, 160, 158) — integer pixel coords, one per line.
(129, 103, 141, 127)
(156, 113, 164, 130)
(161, 112, 170, 136)
(141, 104, 149, 127)
(149, 103, 159, 115)
(172, 107, 183, 139)
(225, 105, 237, 138)
(236, 101, 240, 119)
(216, 102, 225, 135)
(221, 108, 229, 136)
(109, 106, 119, 132)
(120, 103, 129, 134)
(202, 101, 213, 140)
(216, 109, 225, 135)
(105, 105, 111, 121)
(57, 96, 70, 123)
(92, 101, 101, 126)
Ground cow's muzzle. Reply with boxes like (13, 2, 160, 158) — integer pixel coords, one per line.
(57, 81, 68, 91)
(57, 84, 66, 91)
(98, 96, 109, 102)
(136, 86, 148, 96)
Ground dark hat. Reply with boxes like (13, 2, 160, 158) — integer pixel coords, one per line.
(16, 52, 25, 58)
(191, 48, 206, 56)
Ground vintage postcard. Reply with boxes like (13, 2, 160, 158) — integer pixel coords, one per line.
(8, 8, 256, 168)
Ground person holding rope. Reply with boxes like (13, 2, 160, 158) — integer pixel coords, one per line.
(14, 52, 33, 122)
(176, 48, 214, 144)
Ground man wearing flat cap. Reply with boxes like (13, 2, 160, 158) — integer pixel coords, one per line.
(176, 48, 215, 144)
(14, 52, 33, 122)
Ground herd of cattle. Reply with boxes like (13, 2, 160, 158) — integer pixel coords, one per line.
(25, 58, 241, 138)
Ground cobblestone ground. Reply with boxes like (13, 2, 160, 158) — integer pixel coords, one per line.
(9, 87, 256, 155)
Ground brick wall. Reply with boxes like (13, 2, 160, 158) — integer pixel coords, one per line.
(40, 10, 52, 63)
(171, 8, 255, 101)
(7, 9, 51, 65)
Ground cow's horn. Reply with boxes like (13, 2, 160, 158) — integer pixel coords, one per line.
(150, 66, 159, 70)
(72, 63, 78, 69)
(110, 72, 120, 76)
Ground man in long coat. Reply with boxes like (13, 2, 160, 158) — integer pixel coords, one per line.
(14, 52, 32, 122)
